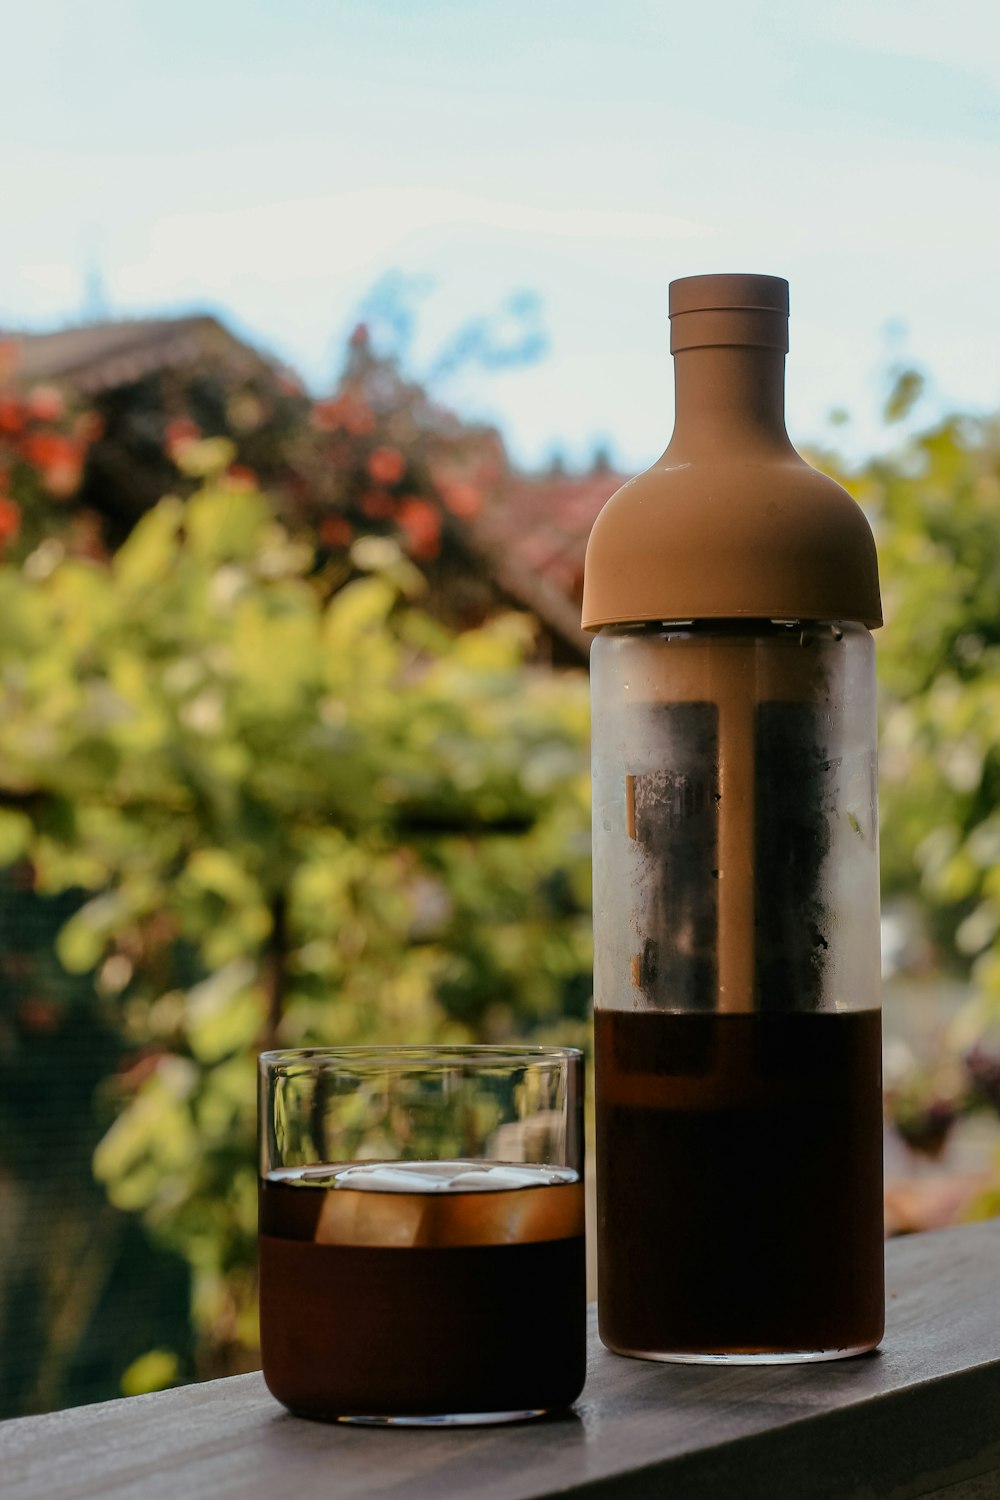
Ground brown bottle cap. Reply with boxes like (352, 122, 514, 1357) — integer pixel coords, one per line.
(581, 273, 882, 631)
(669, 273, 789, 352)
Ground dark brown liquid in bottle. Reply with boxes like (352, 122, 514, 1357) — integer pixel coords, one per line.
(595, 1008, 884, 1358)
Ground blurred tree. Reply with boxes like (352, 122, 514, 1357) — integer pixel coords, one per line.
(816, 389, 1000, 1168)
(0, 458, 591, 1387)
(0, 306, 587, 1406)
(5, 308, 1000, 1405)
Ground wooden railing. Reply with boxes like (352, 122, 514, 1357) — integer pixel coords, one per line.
(2, 1219, 999, 1499)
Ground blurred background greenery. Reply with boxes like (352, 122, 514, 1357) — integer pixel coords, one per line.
(0, 313, 999, 1414)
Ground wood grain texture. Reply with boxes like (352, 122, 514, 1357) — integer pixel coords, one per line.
(2, 1219, 999, 1500)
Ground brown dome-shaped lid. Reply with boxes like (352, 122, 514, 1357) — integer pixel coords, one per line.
(581, 273, 882, 630)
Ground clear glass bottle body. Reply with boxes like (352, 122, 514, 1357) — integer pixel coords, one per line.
(592, 621, 884, 1363)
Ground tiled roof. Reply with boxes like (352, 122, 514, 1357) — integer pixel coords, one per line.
(8, 316, 275, 394)
(471, 468, 624, 658)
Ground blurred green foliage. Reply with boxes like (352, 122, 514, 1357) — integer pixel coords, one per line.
(818, 399, 1000, 1164)
(0, 460, 590, 1389)
(832, 410, 1000, 1007)
(3, 334, 1000, 1405)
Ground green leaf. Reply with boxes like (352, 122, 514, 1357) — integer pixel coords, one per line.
(56, 891, 126, 973)
(0, 810, 32, 864)
(185, 960, 264, 1064)
(120, 1349, 179, 1396)
(186, 485, 270, 561)
(114, 498, 184, 592)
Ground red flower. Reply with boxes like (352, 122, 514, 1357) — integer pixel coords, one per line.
(0, 496, 22, 546)
(367, 445, 406, 486)
(23, 431, 63, 467)
(440, 480, 482, 518)
(26, 385, 64, 422)
(311, 393, 375, 437)
(397, 497, 441, 560)
(320, 515, 353, 548)
(0, 398, 24, 436)
(22, 433, 83, 496)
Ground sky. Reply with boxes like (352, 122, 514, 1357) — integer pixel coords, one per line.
(3, 0, 1000, 470)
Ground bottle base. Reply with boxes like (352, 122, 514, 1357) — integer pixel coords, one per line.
(603, 1342, 879, 1366)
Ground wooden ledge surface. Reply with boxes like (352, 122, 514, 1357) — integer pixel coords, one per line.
(2, 1219, 999, 1500)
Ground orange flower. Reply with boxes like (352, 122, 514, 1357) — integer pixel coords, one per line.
(367, 445, 406, 486)
(397, 497, 441, 560)
(320, 515, 352, 548)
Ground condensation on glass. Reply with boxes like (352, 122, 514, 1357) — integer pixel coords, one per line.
(591, 620, 879, 1018)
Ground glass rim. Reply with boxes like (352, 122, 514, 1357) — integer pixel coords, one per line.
(259, 1043, 583, 1074)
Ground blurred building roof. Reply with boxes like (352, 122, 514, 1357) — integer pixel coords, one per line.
(8, 315, 278, 395)
(472, 466, 624, 662)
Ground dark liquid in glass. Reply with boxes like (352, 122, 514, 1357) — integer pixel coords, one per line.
(595, 1008, 884, 1359)
(259, 1162, 586, 1419)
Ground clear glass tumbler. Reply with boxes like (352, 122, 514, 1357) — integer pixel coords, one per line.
(258, 1044, 585, 1424)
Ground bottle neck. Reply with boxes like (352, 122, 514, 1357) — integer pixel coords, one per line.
(666, 345, 795, 461)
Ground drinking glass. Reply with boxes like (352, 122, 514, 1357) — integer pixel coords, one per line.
(258, 1044, 585, 1424)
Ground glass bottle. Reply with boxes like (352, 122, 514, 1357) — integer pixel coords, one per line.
(584, 274, 884, 1363)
